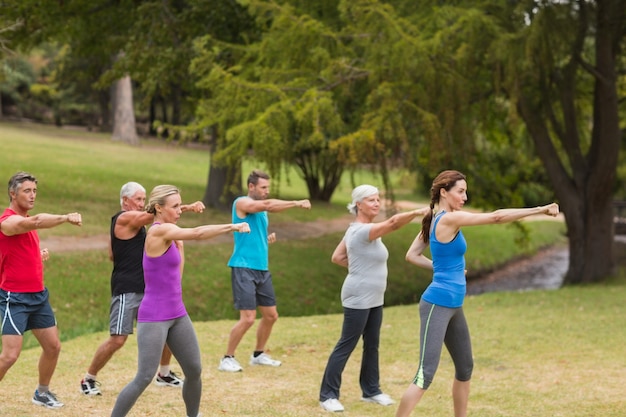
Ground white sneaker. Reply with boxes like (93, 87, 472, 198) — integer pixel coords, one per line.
(249, 352, 281, 367)
(320, 398, 344, 412)
(361, 393, 394, 406)
(218, 356, 242, 372)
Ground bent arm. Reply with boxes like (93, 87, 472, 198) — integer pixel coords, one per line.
(331, 239, 348, 268)
(405, 232, 433, 270)
(117, 210, 154, 230)
(1, 212, 82, 236)
(369, 207, 430, 241)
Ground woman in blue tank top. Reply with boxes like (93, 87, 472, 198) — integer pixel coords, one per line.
(396, 170, 559, 417)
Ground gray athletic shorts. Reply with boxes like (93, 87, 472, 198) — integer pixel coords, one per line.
(109, 292, 143, 335)
(0, 288, 57, 335)
(231, 267, 276, 310)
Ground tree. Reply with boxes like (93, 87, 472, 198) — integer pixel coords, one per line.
(390, 0, 625, 283)
(111, 74, 139, 145)
(485, 0, 625, 284)
(191, 0, 389, 201)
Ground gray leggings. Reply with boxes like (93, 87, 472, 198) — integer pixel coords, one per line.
(412, 301, 473, 389)
(111, 315, 202, 417)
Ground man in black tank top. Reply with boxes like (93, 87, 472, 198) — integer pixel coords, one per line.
(80, 182, 205, 395)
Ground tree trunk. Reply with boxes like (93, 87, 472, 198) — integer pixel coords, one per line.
(203, 126, 241, 211)
(99, 90, 111, 132)
(111, 75, 139, 146)
(517, 0, 622, 284)
(296, 152, 343, 202)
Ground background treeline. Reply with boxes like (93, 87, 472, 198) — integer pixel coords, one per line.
(1, 0, 625, 285)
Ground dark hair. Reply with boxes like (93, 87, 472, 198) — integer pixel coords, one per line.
(8, 171, 37, 202)
(421, 170, 466, 244)
(247, 169, 270, 186)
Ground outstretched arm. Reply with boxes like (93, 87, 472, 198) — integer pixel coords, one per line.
(145, 222, 250, 257)
(369, 206, 430, 241)
(181, 201, 205, 213)
(0, 212, 82, 236)
(151, 222, 250, 242)
(434, 203, 560, 243)
(448, 203, 559, 228)
(236, 197, 311, 216)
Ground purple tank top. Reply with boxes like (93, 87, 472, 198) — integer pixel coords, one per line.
(139, 241, 187, 322)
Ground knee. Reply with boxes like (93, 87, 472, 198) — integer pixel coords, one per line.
(455, 360, 473, 382)
(43, 340, 62, 357)
(239, 313, 257, 328)
(262, 311, 278, 323)
(184, 364, 203, 381)
(0, 349, 20, 368)
(413, 368, 433, 390)
(136, 371, 156, 387)
(108, 336, 127, 350)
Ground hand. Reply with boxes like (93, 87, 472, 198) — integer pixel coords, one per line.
(298, 200, 311, 210)
(544, 203, 559, 217)
(67, 213, 82, 226)
(268, 232, 276, 244)
(414, 207, 430, 217)
(41, 248, 50, 262)
(237, 222, 250, 233)
(189, 201, 205, 213)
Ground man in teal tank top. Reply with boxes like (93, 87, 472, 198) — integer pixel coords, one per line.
(218, 170, 311, 373)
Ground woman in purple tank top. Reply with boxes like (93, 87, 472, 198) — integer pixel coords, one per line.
(111, 185, 250, 417)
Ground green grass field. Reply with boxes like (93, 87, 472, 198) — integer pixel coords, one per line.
(7, 274, 626, 416)
(2, 121, 621, 416)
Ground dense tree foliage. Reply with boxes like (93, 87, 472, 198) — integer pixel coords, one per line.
(0, 0, 624, 283)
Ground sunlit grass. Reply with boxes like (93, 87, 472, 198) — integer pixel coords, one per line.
(7, 267, 626, 416)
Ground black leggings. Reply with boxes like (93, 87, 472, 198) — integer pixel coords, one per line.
(319, 305, 384, 401)
(111, 315, 202, 417)
(412, 301, 473, 389)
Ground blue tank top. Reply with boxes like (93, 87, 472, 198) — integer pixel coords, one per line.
(421, 211, 467, 308)
(227, 196, 269, 271)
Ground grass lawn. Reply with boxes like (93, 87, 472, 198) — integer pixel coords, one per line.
(2, 121, 617, 416)
(6, 269, 626, 416)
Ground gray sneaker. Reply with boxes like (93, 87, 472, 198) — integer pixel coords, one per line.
(32, 390, 64, 408)
(155, 371, 184, 387)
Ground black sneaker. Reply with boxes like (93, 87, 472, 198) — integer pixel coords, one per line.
(32, 390, 64, 408)
(155, 371, 183, 387)
(80, 378, 102, 395)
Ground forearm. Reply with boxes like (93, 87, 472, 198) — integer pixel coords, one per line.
(30, 213, 73, 230)
(406, 253, 433, 269)
(265, 199, 307, 213)
(195, 224, 238, 240)
(491, 205, 549, 223)
(389, 208, 427, 230)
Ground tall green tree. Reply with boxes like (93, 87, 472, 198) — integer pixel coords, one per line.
(390, 0, 625, 284)
(486, 0, 625, 284)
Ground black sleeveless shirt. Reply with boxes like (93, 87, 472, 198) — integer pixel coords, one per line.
(110, 211, 146, 295)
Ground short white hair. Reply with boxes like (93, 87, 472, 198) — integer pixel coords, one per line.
(119, 182, 145, 208)
(347, 184, 379, 215)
